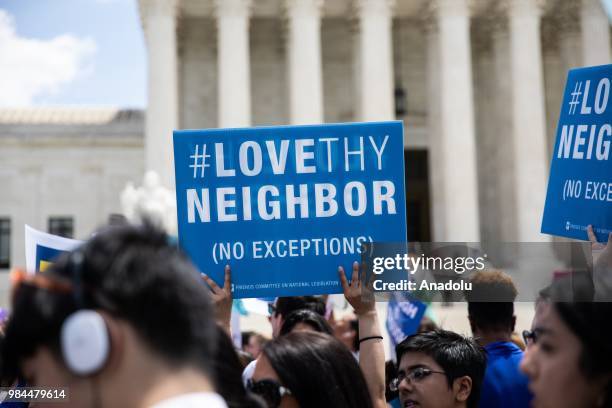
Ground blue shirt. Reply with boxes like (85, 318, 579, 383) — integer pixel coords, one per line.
(479, 341, 532, 408)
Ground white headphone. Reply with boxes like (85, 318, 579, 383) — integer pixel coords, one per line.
(59, 250, 111, 376)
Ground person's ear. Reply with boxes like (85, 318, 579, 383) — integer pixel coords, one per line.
(453, 375, 473, 404)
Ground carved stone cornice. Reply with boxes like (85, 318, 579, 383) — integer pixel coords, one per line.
(139, 0, 179, 19)
(419, 0, 477, 35)
(349, 0, 395, 35)
(282, 0, 323, 44)
(351, 0, 395, 17)
(499, 0, 546, 17)
(138, 0, 180, 42)
(428, 0, 476, 18)
(214, 0, 253, 18)
(284, 0, 323, 18)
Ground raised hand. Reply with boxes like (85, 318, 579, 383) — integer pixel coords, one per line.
(202, 265, 233, 333)
(338, 261, 375, 316)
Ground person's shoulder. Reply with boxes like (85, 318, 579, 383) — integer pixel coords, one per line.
(242, 359, 258, 385)
(486, 341, 523, 355)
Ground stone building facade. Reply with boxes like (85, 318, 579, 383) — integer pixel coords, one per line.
(0, 109, 143, 305)
(139, 0, 611, 247)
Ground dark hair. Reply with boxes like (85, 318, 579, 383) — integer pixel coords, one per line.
(554, 302, 612, 407)
(467, 303, 514, 333)
(395, 330, 487, 408)
(262, 331, 373, 408)
(279, 309, 333, 336)
(350, 318, 359, 351)
(385, 360, 398, 402)
(1, 222, 216, 383)
(466, 270, 517, 332)
(275, 296, 325, 318)
(242, 331, 255, 349)
(417, 316, 439, 334)
(212, 325, 265, 408)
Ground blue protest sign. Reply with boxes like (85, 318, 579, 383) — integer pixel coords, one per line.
(35, 245, 67, 273)
(25, 225, 81, 274)
(542, 65, 612, 242)
(386, 293, 427, 350)
(174, 121, 407, 298)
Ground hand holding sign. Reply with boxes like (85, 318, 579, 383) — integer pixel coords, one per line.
(542, 65, 612, 241)
(175, 121, 406, 298)
(588, 225, 612, 301)
(338, 261, 375, 316)
(202, 265, 233, 333)
(339, 261, 386, 408)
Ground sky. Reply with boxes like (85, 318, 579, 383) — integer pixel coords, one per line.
(0, 0, 146, 108)
(0, 0, 610, 109)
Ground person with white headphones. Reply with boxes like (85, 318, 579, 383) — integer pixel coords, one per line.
(1, 222, 227, 408)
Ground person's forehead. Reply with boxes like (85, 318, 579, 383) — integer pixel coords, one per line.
(399, 351, 443, 372)
(537, 305, 570, 339)
(532, 300, 551, 329)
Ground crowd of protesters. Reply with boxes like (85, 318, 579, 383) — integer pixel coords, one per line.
(0, 221, 610, 407)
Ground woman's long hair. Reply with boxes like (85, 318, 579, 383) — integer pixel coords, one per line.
(262, 331, 373, 408)
(212, 325, 264, 408)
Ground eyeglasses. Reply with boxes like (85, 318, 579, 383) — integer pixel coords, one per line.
(268, 303, 277, 316)
(389, 367, 446, 392)
(246, 379, 292, 408)
(522, 329, 538, 347)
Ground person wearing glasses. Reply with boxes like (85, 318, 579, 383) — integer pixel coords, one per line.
(240, 261, 386, 408)
(517, 226, 612, 408)
(239, 296, 326, 384)
(392, 329, 487, 408)
(520, 301, 612, 408)
(248, 331, 373, 408)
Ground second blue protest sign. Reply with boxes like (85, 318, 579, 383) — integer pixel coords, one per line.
(174, 121, 407, 298)
(542, 64, 612, 242)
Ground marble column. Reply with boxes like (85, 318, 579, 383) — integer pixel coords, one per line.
(139, 0, 179, 188)
(215, 0, 252, 127)
(423, 11, 445, 242)
(490, 10, 518, 244)
(353, 0, 395, 121)
(431, 0, 480, 242)
(472, 16, 502, 244)
(541, 18, 563, 156)
(581, 0, 611, 66)
(285, 0, 324, 124)
(507, 0, 549, 242)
